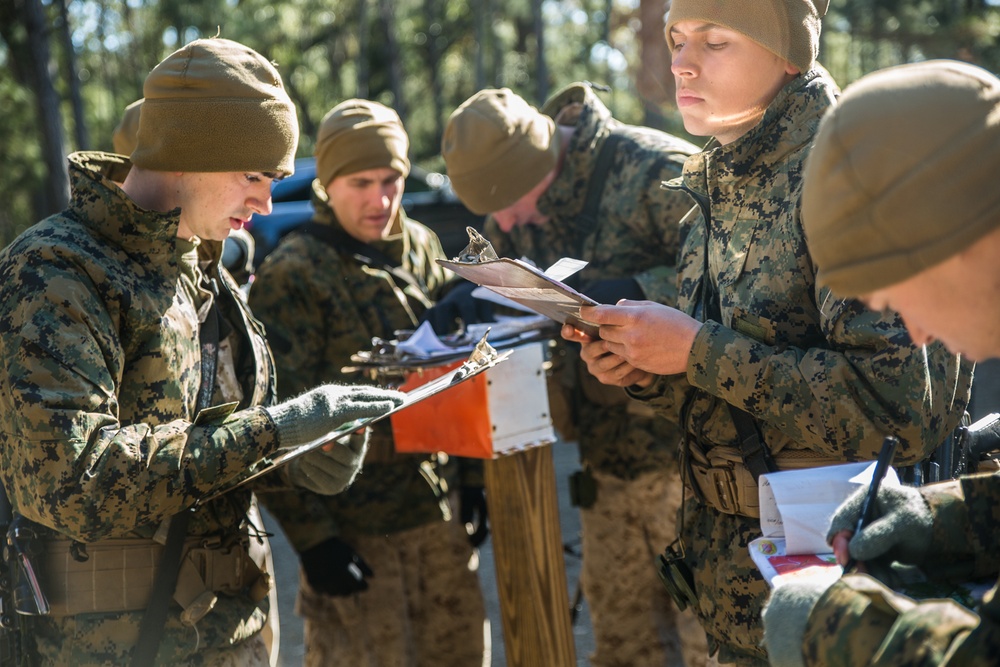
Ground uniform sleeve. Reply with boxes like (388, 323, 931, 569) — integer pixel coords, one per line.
(685, 291, 972, 464)
(801, 573, 994, 667)
(920, 471, 1000, 579)
(0, 257, 280, 542)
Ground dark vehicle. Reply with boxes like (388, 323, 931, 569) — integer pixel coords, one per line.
(246, 157, 484, 265)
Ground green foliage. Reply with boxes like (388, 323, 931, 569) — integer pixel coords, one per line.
(1, 0, 998, 248)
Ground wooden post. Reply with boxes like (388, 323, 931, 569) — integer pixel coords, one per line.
(484, 443, 576, 667)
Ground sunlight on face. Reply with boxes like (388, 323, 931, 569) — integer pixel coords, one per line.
(669, 20, 799, 144)
(325, 167, 404, 243)
(176, 172, 275, 242)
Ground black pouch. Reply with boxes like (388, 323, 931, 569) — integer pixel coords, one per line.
(568, 469, 598, 509)
(657, 540, 698, 612)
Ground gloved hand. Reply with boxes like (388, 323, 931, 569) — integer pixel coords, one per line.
(826, 483, 933, 566)
(286, 429, 368, 495)
(762, 578, 832, 667)
(265, 383, 404, 449)
(459, 485, 489, 548)
(422, 281, 495, 335)
(582, 277, 644, 305)
(299, 536, 373, 597)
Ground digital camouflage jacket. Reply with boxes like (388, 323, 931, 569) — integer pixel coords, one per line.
(630, 68, 974, 662)
(803, 471, 1000, 666)
(0, 152, 284, 664)
(484, 81, 700, 480)
(249, 181, 458, 550)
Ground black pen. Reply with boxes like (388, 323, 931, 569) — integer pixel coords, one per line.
(842, 435, 899, 574)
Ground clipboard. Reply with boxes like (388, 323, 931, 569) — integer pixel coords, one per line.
(198, 332, 511, 504)
(437, 228, 600, 338)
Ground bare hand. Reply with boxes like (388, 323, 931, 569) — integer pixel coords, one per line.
(831, 530, 867, 573)
(562, 323, 654, 388)
(573, 301, 702, 376)
(831, 530, 852, 566)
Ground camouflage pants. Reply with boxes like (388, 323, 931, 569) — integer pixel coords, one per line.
(297, 515, 487, 667)
(580, 468, 711, 667)
(679, 499, 770, 667)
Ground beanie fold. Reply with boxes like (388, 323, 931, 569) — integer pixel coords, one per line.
(133, 98, 298, 175)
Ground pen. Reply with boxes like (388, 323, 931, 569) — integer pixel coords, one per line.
(842, 434, 899, 574)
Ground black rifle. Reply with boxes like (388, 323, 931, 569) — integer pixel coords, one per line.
(954, 412, 1000, 476)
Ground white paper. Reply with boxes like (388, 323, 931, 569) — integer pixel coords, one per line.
(395, 321, 454, 358)
(543, 257, 588, 282)
(758, 461, 900, 555)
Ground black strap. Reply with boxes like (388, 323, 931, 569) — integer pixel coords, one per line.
(131, 292, 222, 667)
(575, 132, 624, 240)
(129, 507, 193, 667)
(298, 222, 426, 296)
(727, 403, 777, 481)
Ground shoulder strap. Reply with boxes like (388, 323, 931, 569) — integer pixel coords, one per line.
(298, 222, 426, 296)
(575, 131, 624, 239)
(131, 289, 221, 666)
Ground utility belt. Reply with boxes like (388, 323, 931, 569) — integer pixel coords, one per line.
(38, 532, 269, 621)
(685, 440, 841, 518)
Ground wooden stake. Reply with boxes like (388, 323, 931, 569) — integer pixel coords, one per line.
(484, 443, 576, 667)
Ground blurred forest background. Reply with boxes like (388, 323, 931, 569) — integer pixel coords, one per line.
(1, 0, 999, 247)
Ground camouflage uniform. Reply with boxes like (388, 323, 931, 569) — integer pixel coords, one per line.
(249, 180, 486, 667)
(0, 153, 286, 665)
(485, 82, 709, 666)
(630, 68, 974, 665)
(801, 471, 1000, 666)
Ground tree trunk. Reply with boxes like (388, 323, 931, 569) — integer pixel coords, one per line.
(356, 0, 369, 99)
(473, 0, 485, 90)
(636, 0, 675, 127)
(0, 0, 70, 216)
(377, 0, 406, 122)
(56, 0, 88, 151)
(532, 0, 547, 104)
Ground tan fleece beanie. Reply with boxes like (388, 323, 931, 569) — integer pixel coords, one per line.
(441, 88, 561, 215)
(314, 99, 410, 187)
(131, 37, 298, 175)
(665, 0, 830, 73)
(803, 60, 1000, 297)
(112, 98, 143, 156)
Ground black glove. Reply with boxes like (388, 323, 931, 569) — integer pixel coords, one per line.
(459, 485, 490, 548)
(423, 281, 495, 335)
(299, 536, 373, 597)
(582, 277, 644, 304)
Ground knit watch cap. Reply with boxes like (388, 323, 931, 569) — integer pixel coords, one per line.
(314, 99, 410, 187)
(112, 98, 143, 156)
(665, 0, 830, 74)
(441, 88, 561, 215)
(131, 37, 298, 175)
(803, 60, 1000, 297)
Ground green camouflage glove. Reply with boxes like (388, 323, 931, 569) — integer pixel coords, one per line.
(286, 430, 369, 496)
(762, 578, 832, 667)
(826, 483, 933, 565)
(264, 384, 404, 449)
